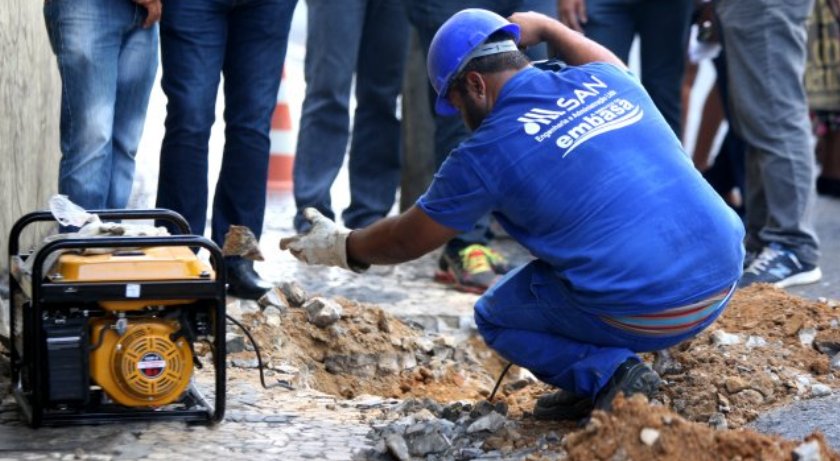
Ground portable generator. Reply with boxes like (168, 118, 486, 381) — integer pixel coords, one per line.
(7, 209, 226, 428)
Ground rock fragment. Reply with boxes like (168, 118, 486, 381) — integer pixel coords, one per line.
(810, 383, 832, 397)
(711, 330, 741, 346)
(278, 281, 307, 307)
(639, 427, 660, 446)
(303, 297, 342, 328)
(221, 225, 264, 261)
(385, 434, 411, 461)
(466, 412, 506, 434)
(799, 327, 817, 347)
(793, 440, 822, 461)
(226, 332, 247, 353)
(258, 287, 289, 311)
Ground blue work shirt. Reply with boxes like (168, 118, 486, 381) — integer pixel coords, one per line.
(417, 63, 745, 315)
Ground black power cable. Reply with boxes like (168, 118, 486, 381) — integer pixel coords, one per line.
(225, 314, 269, 389)
(489, 361, 513, 402)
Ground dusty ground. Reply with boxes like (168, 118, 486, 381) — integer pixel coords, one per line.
(210, 283, 840, 459)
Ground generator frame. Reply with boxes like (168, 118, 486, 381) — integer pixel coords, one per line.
(8, 209, 226, 428)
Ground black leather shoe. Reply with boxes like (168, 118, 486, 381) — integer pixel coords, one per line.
(226, 257, 273, 300)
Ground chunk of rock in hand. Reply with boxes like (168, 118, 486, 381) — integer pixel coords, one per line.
(222, 225, 265, 261)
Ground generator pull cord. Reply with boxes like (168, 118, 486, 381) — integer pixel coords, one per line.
(225, 314, 269, 389)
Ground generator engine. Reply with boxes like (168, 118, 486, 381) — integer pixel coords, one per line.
(89, 317, 193, 407)
(9, 209, 226, 427)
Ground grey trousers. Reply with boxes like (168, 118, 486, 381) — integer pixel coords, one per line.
(716, 0, 820, 265)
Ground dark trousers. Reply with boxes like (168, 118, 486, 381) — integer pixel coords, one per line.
(157, 0, 297, 244)
(584, 0, 693, 136)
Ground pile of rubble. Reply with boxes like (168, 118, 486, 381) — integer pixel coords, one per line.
(654, 285, 840, 428)
(222, 282, 499, 400)
(216, 283, 840, 459)
(355, 398, 564, 461)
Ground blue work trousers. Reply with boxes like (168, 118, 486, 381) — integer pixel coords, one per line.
(293, 0, 409, 231)
(157, 0, 297, 243)
(475, 261, 731, 398)
(44, 0, 158, 210)
(584, 0, 693, 136)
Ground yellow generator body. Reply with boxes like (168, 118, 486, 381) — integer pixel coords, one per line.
(9, 209, 227, 428)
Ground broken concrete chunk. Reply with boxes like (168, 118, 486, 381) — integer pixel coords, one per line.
(711, 330, 741, 346)
(799, 327, 817, 347)
(793, 440, 822, 461)
(811, 383, 832, 397)
(278, 281, 307, 307)
(745, 336, 768, 348)
(221, 225, 264, 261)
(385, 434, 411, 461)
(639, 427, 660, 446)
(226, 332, 247, 354)
(831, 353, 840, 371)
(263, 306, 283, 328)
(466, 411, 506, 434)
(708, 412, 728, 430)
(724, 376, 749, 394)
(405, 428, 451, 456)
(258, 287, 289, 311)
(303, 297, 342, 328)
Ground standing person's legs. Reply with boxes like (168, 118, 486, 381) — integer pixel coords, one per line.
(636, 0, 692, 136)
(110, 21, 158, 209)
(215, 0, 297, 244)
(293, 0, 366, 232)
(520, 0, 558, 60)
(583, 0, 636, 63)
(44, 0, 130, 210)
(157, 0, 227, 236)
(716, 0, 819, 268)
(343, 0, 410, 229)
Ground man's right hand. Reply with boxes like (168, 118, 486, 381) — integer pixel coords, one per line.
(557, 0, 587, 33)
(134, 0, 162, 28)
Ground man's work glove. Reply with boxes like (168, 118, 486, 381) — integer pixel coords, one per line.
(279, 208, 368, 273)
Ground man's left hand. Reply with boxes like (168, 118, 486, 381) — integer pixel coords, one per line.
(134, 0, 162, 28)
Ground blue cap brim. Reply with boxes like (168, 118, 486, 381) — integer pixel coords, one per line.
(435, 95, 459, 117)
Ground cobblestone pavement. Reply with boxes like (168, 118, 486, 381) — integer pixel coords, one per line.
(0, 376, 389, 460)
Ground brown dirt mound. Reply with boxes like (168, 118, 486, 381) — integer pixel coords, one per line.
(565, 394, 840, 461)
(657, 284, 840, 427)
(229, 298, 497, 400)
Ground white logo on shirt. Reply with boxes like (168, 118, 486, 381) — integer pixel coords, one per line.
(517, 109, 564, 135)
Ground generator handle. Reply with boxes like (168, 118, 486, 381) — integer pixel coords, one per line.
(8, 209, 191, 257)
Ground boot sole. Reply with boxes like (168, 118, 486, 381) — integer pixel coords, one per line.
(775, 267, 823, 288)
(433, 270, 488, 295)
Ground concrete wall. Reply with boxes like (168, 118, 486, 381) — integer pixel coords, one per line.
(0, 1, 61, 271)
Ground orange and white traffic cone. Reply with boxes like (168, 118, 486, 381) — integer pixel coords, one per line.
(267, 72, 294, 191)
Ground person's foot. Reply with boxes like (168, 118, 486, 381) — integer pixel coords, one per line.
(532, 390, 594, 421)
(738, 243, 822, 289)
(226, 257, 273, 300)
(434, 244, 501, 294)
(593, 359, 661, 412)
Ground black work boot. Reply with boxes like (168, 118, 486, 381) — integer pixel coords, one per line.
(226, 257, 273, 300)
(532, 390, 594, 421)
(593, 359, 661, 412)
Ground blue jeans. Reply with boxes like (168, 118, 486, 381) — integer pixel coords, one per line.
(584, 0, 693, 136)
(293, 0, 409, 231)
(474, 260, 732, 397)
(44, 0, 158, 210)
(405, 0, 544, 251)
(157, 0, 297, 243)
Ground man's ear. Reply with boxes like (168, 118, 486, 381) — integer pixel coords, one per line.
(464, 71, 486, 97)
